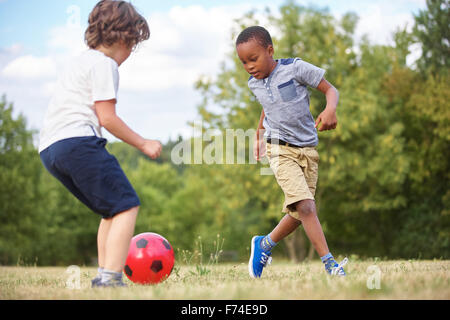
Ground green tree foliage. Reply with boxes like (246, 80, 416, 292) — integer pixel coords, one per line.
(413, 0, 449, 74)
(0, 95, 41, 264)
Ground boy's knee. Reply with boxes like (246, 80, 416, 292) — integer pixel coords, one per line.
(295, 200, 316, 217)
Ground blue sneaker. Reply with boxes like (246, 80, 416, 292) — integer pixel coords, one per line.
(248, 236, 272, 278)
(324, 257, 348, 276)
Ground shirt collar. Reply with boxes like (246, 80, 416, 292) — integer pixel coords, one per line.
(263, 60, 280, 86)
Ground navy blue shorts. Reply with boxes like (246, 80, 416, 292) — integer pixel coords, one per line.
(40, 136, 140, 219)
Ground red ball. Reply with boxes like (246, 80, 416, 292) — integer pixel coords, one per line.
(124, 232, 175, 284)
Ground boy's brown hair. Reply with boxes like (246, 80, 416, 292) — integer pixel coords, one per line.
(85, 0, 150, 50)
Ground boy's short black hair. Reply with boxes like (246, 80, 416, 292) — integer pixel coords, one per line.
(236, 26, 273, 48)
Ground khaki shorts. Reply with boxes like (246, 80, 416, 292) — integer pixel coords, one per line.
(266, 143, 319, 220)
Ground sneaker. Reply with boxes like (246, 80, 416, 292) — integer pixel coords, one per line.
(324, 257, 348, 276)
(91, 275, 102, 287)
(91, 268, 103, 287)
(92, 278, 128, 288)
(248, 236, 272, 278)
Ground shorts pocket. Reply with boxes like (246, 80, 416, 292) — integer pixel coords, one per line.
(278, 79, 297, 102)
(305, 148, 320, 163)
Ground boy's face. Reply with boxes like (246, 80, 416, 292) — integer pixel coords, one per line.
(236, 39, 275, 79)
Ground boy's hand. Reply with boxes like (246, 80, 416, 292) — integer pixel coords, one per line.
(140, 139, 162, 159)
(315, 78, 339, 131)
(253, 137, 266, 161)
(315, 107, 337, 131)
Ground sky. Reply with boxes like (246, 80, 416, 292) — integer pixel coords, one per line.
(0, 0, 426, 145)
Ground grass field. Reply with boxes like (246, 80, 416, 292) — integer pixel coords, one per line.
(1, 259, 449, 300)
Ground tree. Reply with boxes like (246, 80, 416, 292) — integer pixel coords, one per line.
(0, 95, 42, 264)
(413, 0, 450, 74)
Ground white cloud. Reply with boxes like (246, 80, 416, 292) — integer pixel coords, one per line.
(398, 0, 426, 7)
(354, 3, 416, 45)
(47, 24, 87, 55)
(2, 55, 57, 79)
(0, 43, 23, 56)
(119, 4, 267, 92)
(42, 81, 57, 97)
(1, 24, 87, 82)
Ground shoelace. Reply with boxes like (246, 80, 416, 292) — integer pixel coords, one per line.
(260, 252, 272, 266)
(330, 257, 348, 276)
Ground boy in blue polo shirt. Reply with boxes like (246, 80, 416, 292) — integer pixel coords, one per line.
(39, 1, 161, 287)
(236, 26, 347, 278)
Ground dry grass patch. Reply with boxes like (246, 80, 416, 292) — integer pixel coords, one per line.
(0, 260, 448, 300)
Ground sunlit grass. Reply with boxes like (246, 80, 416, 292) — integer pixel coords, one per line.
(0, 260, 449, 300)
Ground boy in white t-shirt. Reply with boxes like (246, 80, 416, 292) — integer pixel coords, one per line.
(39, 0, 160, 287)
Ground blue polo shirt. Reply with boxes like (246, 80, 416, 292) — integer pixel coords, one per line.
(248, 58, 325, 147)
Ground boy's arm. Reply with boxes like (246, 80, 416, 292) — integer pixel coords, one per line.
(314, 78, 339, 131)
(256, 108, 266, 138)
(95, 99, 162, 159)
(254, 108, 266, 161)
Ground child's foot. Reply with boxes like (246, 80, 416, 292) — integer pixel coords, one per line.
(324, 257, 348, 276)
(91, 275, 102, 287)
(92, 269, 128, 288)
(248, 236, 272, 278)
(92, 278, 128, 288)
(91, 267, 103, 287)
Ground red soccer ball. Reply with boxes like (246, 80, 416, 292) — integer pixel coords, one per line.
(124, 232, 175, 284)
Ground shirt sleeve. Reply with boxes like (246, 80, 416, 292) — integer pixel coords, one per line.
(90, 58, 119, 102)
(293, 58, 325, 88)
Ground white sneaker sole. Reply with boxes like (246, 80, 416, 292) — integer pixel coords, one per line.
(248, 236, 257, 278)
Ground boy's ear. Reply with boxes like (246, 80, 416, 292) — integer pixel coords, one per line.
(267, 45, 274, 56)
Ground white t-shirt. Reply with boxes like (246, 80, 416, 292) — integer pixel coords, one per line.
(38, 49, 119, 153)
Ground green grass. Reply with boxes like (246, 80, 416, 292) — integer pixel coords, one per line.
(0, 259, 449, 299)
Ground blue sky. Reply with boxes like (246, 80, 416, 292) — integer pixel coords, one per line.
(0, 0, 425, 53)
(0, 0, 426, 144)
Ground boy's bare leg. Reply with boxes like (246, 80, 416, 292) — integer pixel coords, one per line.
(266, 200, 329, 258)
(269, 214, 302, 242)
(103, 206, 139, 272)
(295, 200, 329, 257)
(97, 218, 112, 269)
